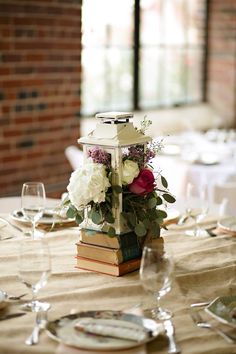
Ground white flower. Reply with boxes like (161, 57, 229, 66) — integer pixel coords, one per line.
(67, 162, 110, 209)
(122, 160, 139, 185)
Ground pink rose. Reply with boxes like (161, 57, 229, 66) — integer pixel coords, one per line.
(128, 168, 155, 195)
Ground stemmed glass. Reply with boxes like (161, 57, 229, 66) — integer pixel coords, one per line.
(18, 238, 51, 312)
(139, 244, 173, 320)
(21, 182, 46, 239)
(184, 183, 209, 237)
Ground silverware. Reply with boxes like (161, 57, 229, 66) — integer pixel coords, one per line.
(191, 311, 236, 343)
(25, 303, 50, 346)
(0, 235, 13, 241)
(164, 319, 181, 354)
(190, 301, 210, 308)
(1, 290, 27, 301)
(0, 312, 26, 321)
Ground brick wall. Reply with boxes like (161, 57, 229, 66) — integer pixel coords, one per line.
(207, 0, 236, 127)
(0, 0, 82, 197)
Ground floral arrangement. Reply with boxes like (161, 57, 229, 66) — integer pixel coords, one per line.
(64, 118, 175, 241)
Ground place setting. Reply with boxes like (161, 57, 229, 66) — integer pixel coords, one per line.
(0, 182, 78, 241)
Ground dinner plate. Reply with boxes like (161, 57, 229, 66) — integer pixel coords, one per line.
(218, 218, 236, 235)
(10, 209, 75, 226)
(205, 296, 236, 328)
(46, 310, 162, 351)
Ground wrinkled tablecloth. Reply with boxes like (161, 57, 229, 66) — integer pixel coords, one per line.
(0, 213, 235, 354)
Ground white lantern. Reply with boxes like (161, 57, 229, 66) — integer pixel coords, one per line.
(78, 112, 152, 235)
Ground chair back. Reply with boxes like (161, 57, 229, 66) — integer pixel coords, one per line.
(65, 146, 83, 170)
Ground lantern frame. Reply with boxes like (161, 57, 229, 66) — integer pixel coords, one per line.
(78, 112, 152, 235)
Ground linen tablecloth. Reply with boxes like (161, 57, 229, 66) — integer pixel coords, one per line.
(0, 217, 235, 354)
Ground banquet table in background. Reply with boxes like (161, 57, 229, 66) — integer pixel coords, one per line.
(0, 199, 236, 354)
(153, 131, 236, 214)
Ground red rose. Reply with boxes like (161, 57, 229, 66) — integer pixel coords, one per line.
(128, 168, 155, 195)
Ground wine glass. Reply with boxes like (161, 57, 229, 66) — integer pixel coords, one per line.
(18, 238, 51, 312)
(139, 244, 173, 320)
(184, 183, 209, 237)
(21, 182, 46, 239)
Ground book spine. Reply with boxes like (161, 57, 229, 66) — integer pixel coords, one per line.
(120, 244, 141, 262)
(119, 232, 140, 249)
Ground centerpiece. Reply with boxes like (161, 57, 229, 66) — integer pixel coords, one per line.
(64, 112, 175, 275)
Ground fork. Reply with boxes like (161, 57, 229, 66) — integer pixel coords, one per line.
(191, 311, 236, 344)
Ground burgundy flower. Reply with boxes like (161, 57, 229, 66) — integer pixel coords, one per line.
(128, 168, 155, 195)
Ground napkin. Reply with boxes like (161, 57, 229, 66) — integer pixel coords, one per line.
(74, 318, 150, 342)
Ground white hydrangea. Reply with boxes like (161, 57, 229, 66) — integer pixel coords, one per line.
(122, 160, 139, 185)
(67, 162, 110, 209)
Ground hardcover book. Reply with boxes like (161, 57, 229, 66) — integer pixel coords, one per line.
(79, 229, 140, 250)
(76, 256, 141, 277)
(76, 241, 141, 265)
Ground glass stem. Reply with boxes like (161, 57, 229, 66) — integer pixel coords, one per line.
(156, 295, 161, 312)
(32, 220, 36, 239)
(32, 288, 37, 303)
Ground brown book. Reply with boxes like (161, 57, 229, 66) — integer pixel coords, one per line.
(75, 256, 141, 277)
(76, 241, 141, 265)
(79, 229, 139, 250)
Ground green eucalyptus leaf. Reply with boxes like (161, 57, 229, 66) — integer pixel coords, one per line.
(151, 221, 161, 238)
(161, 175, 168, 188)
(91, 210, 102, 224)
(162, 193, 176, 203)
(134, 222, 147, 237)
(107, 226, 116, 237)
(143, 218, 150, 229)
(156, 196, 163, 205)
(105, 212, 115, 224)
(148, 197, 157, 209)
(157, 209, 168, 218)
(66, 207, 76, 219)
(75, 213, 83, 224)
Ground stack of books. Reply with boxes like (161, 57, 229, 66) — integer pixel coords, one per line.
(75, 229, 142, 276)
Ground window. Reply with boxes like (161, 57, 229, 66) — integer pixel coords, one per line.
(81, 0, 206, 115)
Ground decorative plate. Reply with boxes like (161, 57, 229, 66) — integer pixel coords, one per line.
(10, 209, 75, 226)
(218, 218, 236, 235)
(46, 310, 162, 351)
(205, 296, 236, 328)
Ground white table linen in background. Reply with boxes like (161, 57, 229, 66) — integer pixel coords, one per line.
(153, 131, 236, 213)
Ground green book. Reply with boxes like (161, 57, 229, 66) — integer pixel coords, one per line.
(79, 229, 141, 251)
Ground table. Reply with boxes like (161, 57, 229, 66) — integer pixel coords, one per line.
(153, 131, 236, 213)
(0, 201, 236, 354)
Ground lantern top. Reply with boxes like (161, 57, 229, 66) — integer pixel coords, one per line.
(78, 112, 151, 147)
(95, 112, 133, 124)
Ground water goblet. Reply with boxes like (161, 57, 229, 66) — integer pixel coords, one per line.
(18, 238, 51, 312)
(184, 183, 209, 237)
(21, 182, 46, 239)
(139, 244, 173, 320)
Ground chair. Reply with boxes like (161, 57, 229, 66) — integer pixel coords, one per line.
(65, 145, 84, 170)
